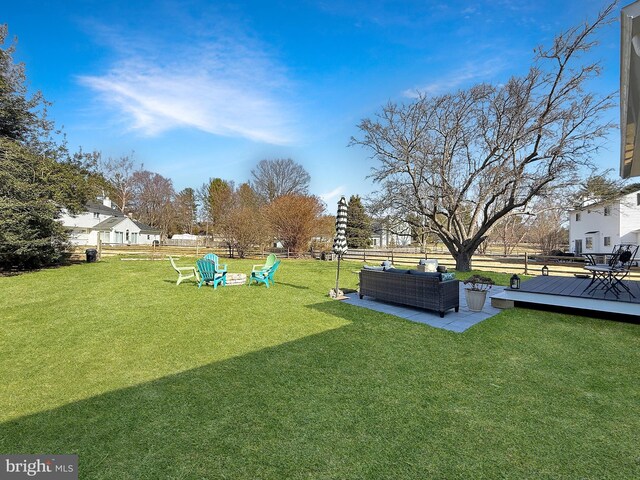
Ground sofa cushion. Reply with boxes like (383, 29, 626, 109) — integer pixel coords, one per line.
(408, 270, 441, 280)
(417, 259, 439, 272)
(362, 265, 384, 271)
(385, 268, 409, 274)
(441, 272, 456, 281)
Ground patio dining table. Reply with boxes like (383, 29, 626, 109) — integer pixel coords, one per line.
(579, 252, 612, 266)
(580, 252, 633, 298)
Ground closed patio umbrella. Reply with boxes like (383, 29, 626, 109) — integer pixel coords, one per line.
(332, 196, 348, 297)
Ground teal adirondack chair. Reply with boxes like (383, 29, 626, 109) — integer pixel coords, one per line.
(196, 259, 227, 289)
(252, 253, 277, 274)
(249, 259, 281, 288)
(203, 253, 227, 274)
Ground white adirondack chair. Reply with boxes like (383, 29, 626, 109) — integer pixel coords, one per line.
(169, 256, 199, 285)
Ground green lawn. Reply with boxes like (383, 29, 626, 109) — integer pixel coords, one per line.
(1, 258, 638, 479)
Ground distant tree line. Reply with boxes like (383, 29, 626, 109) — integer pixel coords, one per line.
(0, 23, 342, 270)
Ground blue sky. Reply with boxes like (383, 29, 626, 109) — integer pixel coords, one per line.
(4, 0, 621, 208)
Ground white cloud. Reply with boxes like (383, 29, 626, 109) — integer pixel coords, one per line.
(403, 57, 506, 98)
(320, 186, 347, 206)
(78, 27, 296, 145)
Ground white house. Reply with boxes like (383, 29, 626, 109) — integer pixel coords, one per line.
(568, 187, 640, 254)
(59, 197, 161, 246)
(370, 222, 413, 248)
(171, 233, 199, 242)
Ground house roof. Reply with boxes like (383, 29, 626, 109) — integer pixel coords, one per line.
(620, 183, 640, 195)
(133, 220, 161, 234)
(85, 201, 124, 217)
(82, 199, 160, 234)
(92, 217, 161, 234)
(92, 217, 127, 231)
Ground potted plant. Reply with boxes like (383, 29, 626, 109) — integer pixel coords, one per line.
(463, 275, 494, 312)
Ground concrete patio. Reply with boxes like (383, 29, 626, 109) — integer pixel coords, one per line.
(341, 284, 505, 333)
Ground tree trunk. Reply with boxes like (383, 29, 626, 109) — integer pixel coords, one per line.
(455, 249, 473, 271)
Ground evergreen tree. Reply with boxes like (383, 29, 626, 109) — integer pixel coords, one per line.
(346, 195, 372, 248)
(0, 25, 98, 270)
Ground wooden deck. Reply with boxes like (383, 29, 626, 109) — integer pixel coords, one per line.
(494, 275, 640, 317)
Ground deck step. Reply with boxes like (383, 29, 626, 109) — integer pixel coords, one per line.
(490, 293, 514, 309)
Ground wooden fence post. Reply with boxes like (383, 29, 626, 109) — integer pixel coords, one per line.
(363, 249, 366, 262)
(524, 252, 528, 275)
(97, 237, 102, 261)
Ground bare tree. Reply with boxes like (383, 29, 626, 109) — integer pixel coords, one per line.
(130, 170, 176, 239)
(489, 212, 534, 255)
(250, 158, 310, 202)
(351, 4, 615, 271)
(100, 153, 140, 213)
(310, 214, 337, 252)
(525, 198, 568, 255)
(220, 183, 267, 258)
(266, 194, 325, 254)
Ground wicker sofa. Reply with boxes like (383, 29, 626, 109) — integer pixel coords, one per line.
(358, 268, 460, 317)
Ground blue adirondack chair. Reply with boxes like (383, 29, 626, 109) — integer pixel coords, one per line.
(203, 253, 227, 274)
(252, 253, 277, 274)
(196, 259, 227, 289)
(249, 259, 280, 288)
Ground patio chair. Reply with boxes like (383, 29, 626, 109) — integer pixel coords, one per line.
(203, 253, 227, 275)
(196, 258, 227, 289)
(169, 256, 199, 285)
(251, 253, 277, 274)
(249, 259, 281, 288)
(582, 244, 638, 298)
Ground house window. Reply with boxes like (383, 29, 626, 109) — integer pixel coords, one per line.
(147, 235, 150, 240)
(603, 206, 610, 216)
(131, 232, 138, 244)
(100, 231, 110, 243)
(575, 213, 581, 221)
(585, 237, 593, 249)
(115, 231, 124, 243)
(604, 236, 611, 247)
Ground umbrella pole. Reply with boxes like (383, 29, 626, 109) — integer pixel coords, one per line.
(335, 255, 341, 295)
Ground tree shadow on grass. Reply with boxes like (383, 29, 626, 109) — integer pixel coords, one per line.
(0, 303, 635, 479)
(272, 282, 309, 290)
